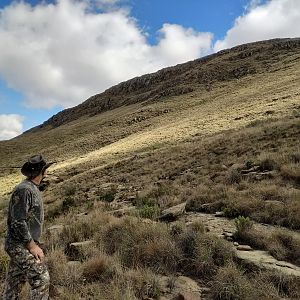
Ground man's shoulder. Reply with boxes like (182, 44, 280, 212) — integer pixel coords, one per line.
(14, 180, 36, 194)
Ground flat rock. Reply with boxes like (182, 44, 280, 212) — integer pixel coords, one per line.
(236, 250, 300, 277)
(159, 202, 186, 221)
(67, 240, 95, 259)
(215, 211, 225, 217)
(237, 245, 253, 251)
(69, 240, 94, 248)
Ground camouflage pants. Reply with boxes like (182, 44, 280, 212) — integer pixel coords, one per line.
(2, 243, 50, 300)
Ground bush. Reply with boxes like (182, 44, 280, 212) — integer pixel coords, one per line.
(259, 158, 278, 171)
(234, 216, 253, 234)
(138, 204, 160, 219)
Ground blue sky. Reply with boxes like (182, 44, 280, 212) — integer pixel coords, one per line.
(0, 0, 299, 140)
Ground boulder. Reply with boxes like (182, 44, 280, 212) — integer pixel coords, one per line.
(159, 203, 186, 221)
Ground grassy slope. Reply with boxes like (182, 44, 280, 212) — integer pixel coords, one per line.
(0, 44, 299, 195)
(0, 39, 300, 299)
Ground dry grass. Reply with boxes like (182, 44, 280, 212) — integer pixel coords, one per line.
(210, 264, 289, 300)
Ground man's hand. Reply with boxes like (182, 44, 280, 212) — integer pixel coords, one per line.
(26, 240, 45, 263)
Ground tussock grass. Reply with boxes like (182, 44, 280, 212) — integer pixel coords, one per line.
(210, 264, 282, 300)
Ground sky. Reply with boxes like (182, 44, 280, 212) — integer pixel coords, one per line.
(0, 0, 300, 140)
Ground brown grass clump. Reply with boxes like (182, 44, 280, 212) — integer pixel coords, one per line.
(177, 229, 234, 279)
(82, 253, 117, 283)
(47, 248, 83, 287)
(211, 264, 280, 300)
(122, 268, 162, 299)
(254, 270, 300, 299)
(100, 217, 180, 273)
(280, 163, 300, 184)
(268, 230, 300, 265)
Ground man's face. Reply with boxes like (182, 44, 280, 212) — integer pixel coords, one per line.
(42, 169, 48, 179)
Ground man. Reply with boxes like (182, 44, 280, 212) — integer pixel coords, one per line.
(2, 155, 51, 300)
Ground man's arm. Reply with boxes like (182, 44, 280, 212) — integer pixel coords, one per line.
(10, 188, 44, 262)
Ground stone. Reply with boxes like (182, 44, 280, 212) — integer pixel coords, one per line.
(159, 202, 186, 221)
(237, 245, 253, 251)
(224, 232, 234, 238)
(233, 242, 239, 246)
(67, 240, 95, 259)
(236, 250, 300, 277)
(215, 211, 225, 217)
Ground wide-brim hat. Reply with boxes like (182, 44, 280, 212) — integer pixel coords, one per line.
(21, 154, 50, 178)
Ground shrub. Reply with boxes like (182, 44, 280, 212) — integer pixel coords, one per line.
(138, 204, 160, 219)
(97, 187, 117, 203)
(234, 216, 253, 234)
(259, 158, 278, 171)
(226, 169, 242, 184)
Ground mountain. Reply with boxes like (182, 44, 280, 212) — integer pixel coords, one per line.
(1, 37, 299, 170)
(34, 38, 300, 129)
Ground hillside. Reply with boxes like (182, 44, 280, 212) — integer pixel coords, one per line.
(0, 38, 300, 299)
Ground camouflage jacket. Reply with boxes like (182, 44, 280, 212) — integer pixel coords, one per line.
(5, 179, 44, 246)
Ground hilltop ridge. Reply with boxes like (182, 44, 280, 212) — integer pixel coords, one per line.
(30, 37, 300, 130)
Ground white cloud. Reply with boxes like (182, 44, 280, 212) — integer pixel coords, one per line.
(153, 24, 213, 66)
(0, 114, 24, 140)
(215, 0, 300, 52)
(0, 0, 213, 109)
